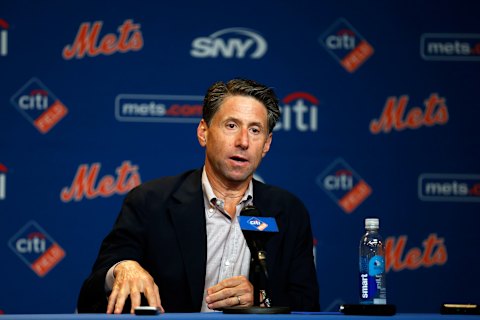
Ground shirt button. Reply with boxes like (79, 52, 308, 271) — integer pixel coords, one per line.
(225, 261, 231, 266)
(209, 208, 214, 213)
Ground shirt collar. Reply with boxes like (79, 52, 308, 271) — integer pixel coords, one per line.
(201, 167, 253, 218)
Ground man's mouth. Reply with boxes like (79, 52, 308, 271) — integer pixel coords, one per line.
(230, 156, 248, 163)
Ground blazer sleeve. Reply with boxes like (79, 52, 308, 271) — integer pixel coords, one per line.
(77, 185, 151, 313)
(284, 201, 320, 311)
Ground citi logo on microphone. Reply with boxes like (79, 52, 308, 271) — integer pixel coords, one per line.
(238, 216, 279, 232)
(247, 217, 268, 231)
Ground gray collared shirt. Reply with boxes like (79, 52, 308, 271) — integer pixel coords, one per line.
(201, 168, 252, 312)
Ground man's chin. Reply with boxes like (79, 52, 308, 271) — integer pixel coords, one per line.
(225, 170, 253, 183)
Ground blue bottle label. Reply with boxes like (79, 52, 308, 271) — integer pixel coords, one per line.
(360, 255, 385, 303)
(368, 255, 385, 276)
(360, 273, 378, 300)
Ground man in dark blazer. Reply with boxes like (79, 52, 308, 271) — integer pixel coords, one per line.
(77, 79, 319, 313)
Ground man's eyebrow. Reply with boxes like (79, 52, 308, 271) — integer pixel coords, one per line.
(223, 117, 262, 125)
(249, 121, 265, 128)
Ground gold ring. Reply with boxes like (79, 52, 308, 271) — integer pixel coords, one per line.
(236, 296, 241, 305)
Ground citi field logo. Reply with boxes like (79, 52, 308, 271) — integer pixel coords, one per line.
(319, 18, 374, 73)
(316, 158, 372, 213)
(10, 78, 68, 134)
(418, 173, 480, 202)
(0, 163, 7, 200)
(190, 27, 267, 59)
(274, 92, 319, 132)
(60, 161, 141, 202)
(8, 221, 66, 277)
(115, 94, 203, 123)
(370, 93, 449, 134)
(421, 33, 480, 61)
(0, 19, 9, 56)
(62, 19, 143, 60)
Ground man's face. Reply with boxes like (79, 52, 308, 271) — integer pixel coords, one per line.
(198, 95, 272, 185)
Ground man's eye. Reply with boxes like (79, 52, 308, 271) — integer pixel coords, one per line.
(250, 127, 261, 134)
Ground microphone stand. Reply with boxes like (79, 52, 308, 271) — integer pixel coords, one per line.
(223, 241, 290, 314)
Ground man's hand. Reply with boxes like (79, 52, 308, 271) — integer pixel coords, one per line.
(107, 260, 164, 314)
(205, 275, 253, 310)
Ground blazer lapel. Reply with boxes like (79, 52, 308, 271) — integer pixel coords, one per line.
(168, 170, 206, 311)
(252, 179, 282, 219)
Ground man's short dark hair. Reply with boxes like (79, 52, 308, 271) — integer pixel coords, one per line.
(202, 78, 280, 133)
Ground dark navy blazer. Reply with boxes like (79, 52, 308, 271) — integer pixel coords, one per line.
(77, 168, 319, 313)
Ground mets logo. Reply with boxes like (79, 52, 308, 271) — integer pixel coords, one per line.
(63, 19, 143, 60)
(8, 221, 66, 277)
(319, 18, 374, 73)
(247, 217, 269, 231)
(60, 161, 141, 202)
(10, 78, 68, 134)
(316, 158, 372, 213)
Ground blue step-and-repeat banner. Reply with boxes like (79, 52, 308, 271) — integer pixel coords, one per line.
(1, 0, 479, 314)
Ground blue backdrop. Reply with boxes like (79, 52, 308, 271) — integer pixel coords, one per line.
(1, 0, 479, 314)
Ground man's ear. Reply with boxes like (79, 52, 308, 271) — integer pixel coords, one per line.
(262, 133, 273, 157)
(197, 119, 208, 147)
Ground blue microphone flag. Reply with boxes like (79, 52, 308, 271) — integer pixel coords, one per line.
(238, 216, 279, 233)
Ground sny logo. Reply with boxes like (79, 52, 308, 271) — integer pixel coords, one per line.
(10, 78, 68, 134)
(274, 92, 319, 132)
(191, 27, 267, 59)
(63, 19, 143, 60)
(8, 221, 66, 277)
(0, 19, 8, 56)
(0, 163, 7, 200)
(316, 158, 372, 213)
(319, 18, 374, 73)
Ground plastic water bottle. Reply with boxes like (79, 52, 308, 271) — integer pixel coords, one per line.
(359, 218, 387, 304)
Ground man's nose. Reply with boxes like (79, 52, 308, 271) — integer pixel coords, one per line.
(236, 128, 249, 149)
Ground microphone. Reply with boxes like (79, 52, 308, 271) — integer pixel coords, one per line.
(228, 205, 289, 314)
(238, 205, 278, 285)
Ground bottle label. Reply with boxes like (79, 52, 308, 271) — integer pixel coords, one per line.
(368, 255, 385, 276)
(359, 255, 386, 303)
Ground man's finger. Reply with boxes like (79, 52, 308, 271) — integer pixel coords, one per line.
(113, 284, 132, 314)
(207, 276, 245, 295)
(113, 294, 127, 314)
(154, 285, 165, 313)
(129, 287, 142, 314)
(207, 295, 241, 310)
(144, 284, 161, 309)
(106, 288, 119, 314)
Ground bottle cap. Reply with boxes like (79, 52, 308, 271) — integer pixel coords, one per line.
(365, 218, 379, 229)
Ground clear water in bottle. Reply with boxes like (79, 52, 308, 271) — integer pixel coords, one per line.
(359, 218, 387, 304)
